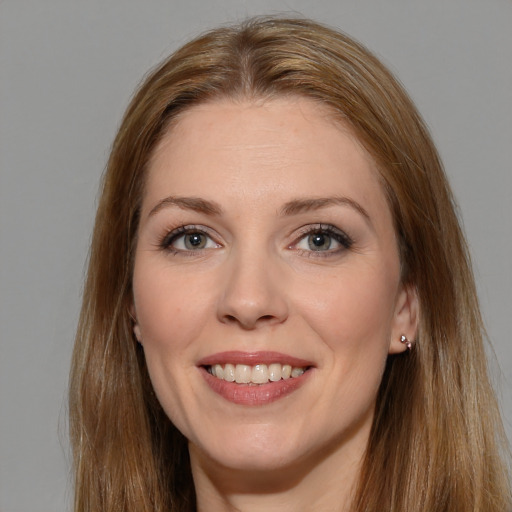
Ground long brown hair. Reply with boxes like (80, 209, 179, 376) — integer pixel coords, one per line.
(69, 17, 511, 511)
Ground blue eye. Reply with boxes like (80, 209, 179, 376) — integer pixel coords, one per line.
(161, 226, 219, 253)
(294, 225, 353, 254)
(305, 232, 334, 251)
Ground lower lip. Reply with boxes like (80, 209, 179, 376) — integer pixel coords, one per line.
(200, 367, 311, 406)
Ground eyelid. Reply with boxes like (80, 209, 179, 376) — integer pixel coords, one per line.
(289, 223, 354, 253)
(156, 222, 353, 257)
(159, 224, 221, 253)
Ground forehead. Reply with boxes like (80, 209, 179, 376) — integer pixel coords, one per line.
(143, 97, 390, 225)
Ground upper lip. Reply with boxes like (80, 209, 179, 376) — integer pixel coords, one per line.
(197, 351, 314, 368)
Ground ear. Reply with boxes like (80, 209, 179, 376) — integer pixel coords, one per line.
(129, 303, 143, 344)
(388, 283, 419, 354)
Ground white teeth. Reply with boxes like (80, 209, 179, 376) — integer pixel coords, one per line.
(209, 363, 307, 384)
(291, 367, 305, 378)
(251, 364, 268, 384)
(235, 364, 251, 384)
(213, 364, 224, 379)
(268, 363, 282, 382)
(224, 363, 235, 382)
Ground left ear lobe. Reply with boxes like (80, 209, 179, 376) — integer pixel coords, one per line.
(388, 284, 419, 354)
(129, 304, 143, 344)
(133, 322, 142, 343)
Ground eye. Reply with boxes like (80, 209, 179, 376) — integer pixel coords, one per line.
(293, 224, 353, 255)
(301, 232, 334, 251)
(160, 225, 220, 253)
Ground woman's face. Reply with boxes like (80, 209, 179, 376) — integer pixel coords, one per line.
(132, 97, 417, 475)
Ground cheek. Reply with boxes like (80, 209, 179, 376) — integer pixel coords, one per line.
(295, 261, 399, 396)
(132, 262, 213, 348)
(131, 263, 212, 431)
(300, 267, 398, 341)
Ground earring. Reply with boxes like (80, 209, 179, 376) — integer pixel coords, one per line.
(400, 335, 414, 351)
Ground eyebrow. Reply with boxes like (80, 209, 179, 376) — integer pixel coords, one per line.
(280, 197, 371, 222)
(148, 195, 371, 226)
(148, 196, 223, 217)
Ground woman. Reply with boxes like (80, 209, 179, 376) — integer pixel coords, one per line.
(69, 17, 511, 512)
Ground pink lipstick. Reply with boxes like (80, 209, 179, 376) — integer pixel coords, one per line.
(197, 351, 314, 406)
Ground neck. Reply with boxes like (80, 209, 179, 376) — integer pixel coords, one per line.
(190, 429, 368, 512)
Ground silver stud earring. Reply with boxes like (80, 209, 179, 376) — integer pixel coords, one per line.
(400, 335, 414, 351)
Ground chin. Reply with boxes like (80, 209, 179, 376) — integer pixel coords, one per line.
(190, 424, 309, 473)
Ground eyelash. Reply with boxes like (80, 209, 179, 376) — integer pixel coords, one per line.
(159, 225, 219, 255)
(291, 224, 354, 258)
(158, 223, 354, 257)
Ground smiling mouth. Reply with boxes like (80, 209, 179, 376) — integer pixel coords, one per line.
(199, 352, 314, 405)
(205, 363, 310, 385)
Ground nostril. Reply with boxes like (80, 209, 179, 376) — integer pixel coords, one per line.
(217, 277, 289, 328)
(224, 315, 238, 324)
(222, 313, 283, 329)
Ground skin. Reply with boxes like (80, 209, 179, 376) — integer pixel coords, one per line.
(131, 97, 418, 511)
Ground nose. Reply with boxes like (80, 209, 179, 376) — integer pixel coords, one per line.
(216, 250, 289, 330)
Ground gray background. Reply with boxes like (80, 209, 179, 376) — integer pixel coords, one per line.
(1, 1, 511, 511)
